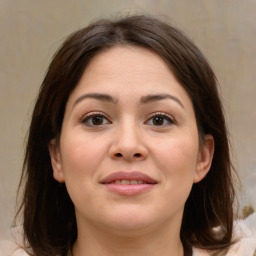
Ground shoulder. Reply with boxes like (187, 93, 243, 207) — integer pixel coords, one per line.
(193, 213, 256, 256)
(0, 240, 28, 256)
(228, 212, 256, 255)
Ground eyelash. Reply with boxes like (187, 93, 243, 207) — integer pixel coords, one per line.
(80, 112, 111, 127)
(145, 112, 176, 126)
(80, 112, 176, 127)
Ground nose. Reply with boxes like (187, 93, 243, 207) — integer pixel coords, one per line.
(109, 122, 148, 162)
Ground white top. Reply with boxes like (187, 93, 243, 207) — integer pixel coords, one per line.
(1, 213, 256, 256)
(193, 213, 256, 256)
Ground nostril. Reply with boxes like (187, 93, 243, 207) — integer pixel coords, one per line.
(114, 152, 142, 158)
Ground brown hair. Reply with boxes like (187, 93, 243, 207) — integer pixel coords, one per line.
(17, 15, 237, 256)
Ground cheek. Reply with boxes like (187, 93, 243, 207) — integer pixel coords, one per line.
(59, 131, 112, 198)
(60, 131, 108, 174)
(154, 134, 198, 169)
(59, 136, 104, 208)
(152, 134, 199, 191)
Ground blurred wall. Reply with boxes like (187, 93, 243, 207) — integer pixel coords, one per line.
(1, 0, 255, 239)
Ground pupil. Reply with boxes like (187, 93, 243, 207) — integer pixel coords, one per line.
(153, 116, 163, 125)
(92, 116, 103, 125)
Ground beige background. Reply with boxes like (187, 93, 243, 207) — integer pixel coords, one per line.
(1, 0, 255, 239)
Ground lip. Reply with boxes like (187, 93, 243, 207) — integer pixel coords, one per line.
(100, 171, 157, 196)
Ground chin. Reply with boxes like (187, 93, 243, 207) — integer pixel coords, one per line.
(97, 206, 162, 233)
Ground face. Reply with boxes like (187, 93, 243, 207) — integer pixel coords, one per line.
(49, 46, 214, 235)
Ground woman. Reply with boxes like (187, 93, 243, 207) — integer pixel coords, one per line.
(9, 15, 256, 256)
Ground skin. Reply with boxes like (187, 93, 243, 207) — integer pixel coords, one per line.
(49, 46, 214, 256)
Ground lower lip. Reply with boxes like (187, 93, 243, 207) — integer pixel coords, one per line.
(102, 184, 155, 196)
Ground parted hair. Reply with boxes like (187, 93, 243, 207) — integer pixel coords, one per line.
(17, 15, 237, 256)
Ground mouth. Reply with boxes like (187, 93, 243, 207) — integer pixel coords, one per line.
(108, 179, 150, 185)
(100, 171, 157, 195)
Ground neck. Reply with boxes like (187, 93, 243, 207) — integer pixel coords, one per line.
(72, 219, 184, 256)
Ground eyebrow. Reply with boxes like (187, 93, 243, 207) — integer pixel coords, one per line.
(140, 94, 184, 109)
(73, 93, 184, 109)
(73, 93, 118, 108)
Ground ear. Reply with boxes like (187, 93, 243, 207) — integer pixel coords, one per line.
(194, 134, 214, 183)
(48, 139, 65, 183)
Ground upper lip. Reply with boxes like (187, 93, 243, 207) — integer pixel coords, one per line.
(100, 171, 157, 184)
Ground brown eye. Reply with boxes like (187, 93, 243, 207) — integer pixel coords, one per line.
(152, 116, 164, 125)
(91, 115, 104, 125)
(82, 113, 110, 126)
(145, 113, 175, 126)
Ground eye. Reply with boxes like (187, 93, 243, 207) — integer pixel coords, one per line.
(146, 113, 175, 126)
(81, 113, 111, 126)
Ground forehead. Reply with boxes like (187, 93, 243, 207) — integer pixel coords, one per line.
(66, 46, 193, 111)
(71, 46, 184, 93)
(85, 46, 175, 83)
